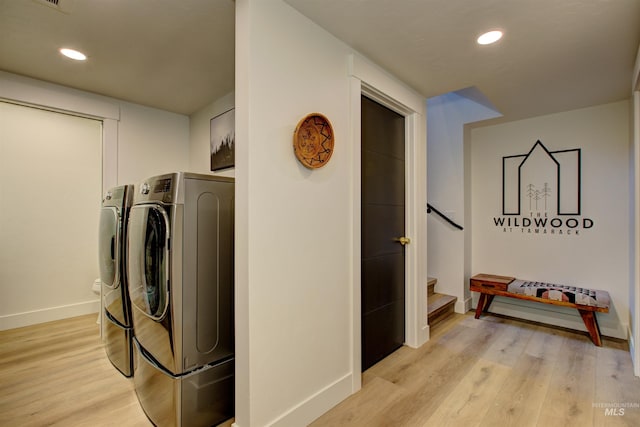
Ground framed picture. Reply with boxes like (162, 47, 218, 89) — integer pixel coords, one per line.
(210, 108, 235, 171)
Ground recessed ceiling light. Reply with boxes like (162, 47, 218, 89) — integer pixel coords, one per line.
(477, 30, 503, 45)
(60, 48, 87, 61)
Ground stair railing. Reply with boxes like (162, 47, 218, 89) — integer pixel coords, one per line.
(427, 203, 464, 230)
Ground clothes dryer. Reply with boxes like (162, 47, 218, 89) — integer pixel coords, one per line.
(98, 185, 134, 377)
(127, 172, 234, 427)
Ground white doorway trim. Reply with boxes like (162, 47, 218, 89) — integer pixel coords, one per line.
(633, 85, 640, 377)
(0, 71, 119, 193)
(348, 54, 428, 392)
(632, 46, 640, 377)
(0, 71, 120, 331)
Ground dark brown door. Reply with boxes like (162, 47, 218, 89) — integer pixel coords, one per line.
(361, 96, 406, 371)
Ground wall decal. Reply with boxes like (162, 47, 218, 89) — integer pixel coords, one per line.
(502, 140, 580, 216)
(494, 140, 592, 236)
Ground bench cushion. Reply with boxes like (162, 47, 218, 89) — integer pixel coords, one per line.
(507, 280, 610, 309)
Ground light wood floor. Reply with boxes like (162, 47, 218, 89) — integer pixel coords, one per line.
(0, 314, 151, 426)
(1, 313, 639, 426)
(313, 313, 640, 427)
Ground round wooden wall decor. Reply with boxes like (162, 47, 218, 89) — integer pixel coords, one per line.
(293, 113, 334, 169)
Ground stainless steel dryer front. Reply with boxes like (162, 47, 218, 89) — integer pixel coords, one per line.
(98, 184, 134, 377)
(127, 172, 234, 427)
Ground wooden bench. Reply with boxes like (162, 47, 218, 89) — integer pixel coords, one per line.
(470, 273, 611, 346)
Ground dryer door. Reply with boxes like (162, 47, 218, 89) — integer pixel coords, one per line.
(98, 206, 119, 290)
(100, 205, 129, 324)
(128, 205, 170, 321)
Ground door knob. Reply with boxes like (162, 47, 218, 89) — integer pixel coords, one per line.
(395, 237, 410, 246)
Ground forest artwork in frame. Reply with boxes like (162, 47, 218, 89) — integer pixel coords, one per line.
(210, 108, 235, 171)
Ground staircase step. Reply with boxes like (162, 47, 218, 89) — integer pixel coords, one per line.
(428, 293, 457, 326)
(427, 277, 437, 297)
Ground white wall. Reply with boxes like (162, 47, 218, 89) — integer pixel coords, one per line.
(188, 90, 235, 177)
(116, 101, 189, 185)
(236, 2, 351, 425)
(0, 72, 190, 328)
(0, 102, 102, 329)
(426, 88, 501, 312)
(471, 101, 631, 339)
(0, 72, 190, 187)
(235, 0, 426, 425)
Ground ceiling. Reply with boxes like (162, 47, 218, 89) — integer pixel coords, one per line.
(0, 0, 236, 115)
(1, 0, 639, 122)
(286, 0, 640, 123)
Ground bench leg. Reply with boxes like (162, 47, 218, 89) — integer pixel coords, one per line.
(474, 293, 495, 319)
(578, 309, 603, 347)
(474, 294, 486, 319)
(483, 295, 496, 313)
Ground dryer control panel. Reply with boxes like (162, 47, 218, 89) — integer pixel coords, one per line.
(137, 175, 176, 204)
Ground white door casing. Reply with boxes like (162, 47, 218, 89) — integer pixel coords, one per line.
(348, 53, 428, 392)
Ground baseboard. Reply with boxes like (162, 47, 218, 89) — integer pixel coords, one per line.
(420, 322, 431, 344)
(263, 373, 353, 427)
(0, 299, 100, 331)
(455, 297, 472, 314)
(629, 326, 639, 377)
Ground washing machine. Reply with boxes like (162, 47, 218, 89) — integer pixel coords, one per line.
(127, 172, 234, 427)
(98, 184, 135, 377)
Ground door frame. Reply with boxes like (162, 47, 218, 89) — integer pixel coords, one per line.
(0, 71, 118, 331)
(348, 54, 428, 392)
(633, 66, 640, 377)
(0, 71, 119, 194)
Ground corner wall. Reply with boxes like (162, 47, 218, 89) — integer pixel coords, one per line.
(116, 101, 190, 185)
(189, 91, 235, 177)
(471, 101, 631, 339)
(426, 88, 501, 312)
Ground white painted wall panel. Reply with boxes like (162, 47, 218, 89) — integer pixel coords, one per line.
(0, 102, 102, 328)
(235, 1, 353, 425)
